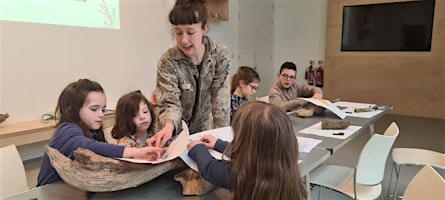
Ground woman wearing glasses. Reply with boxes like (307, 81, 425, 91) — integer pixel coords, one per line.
(269, 61, 323, 112)
(230, 66, 260, 122)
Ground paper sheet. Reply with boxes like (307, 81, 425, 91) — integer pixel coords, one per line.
(179, 127, 320, 171)
(299, 122, 362, 139)
(179, 126, 234, 172)
(333, 101, 376, 108)
(297, 136, 322, 153)
(333, 101, 382, 118)
(118, 121, 189, 164)
(299, 98, 347, 119)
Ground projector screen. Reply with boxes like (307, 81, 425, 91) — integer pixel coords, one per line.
(0, 0, 120, 29)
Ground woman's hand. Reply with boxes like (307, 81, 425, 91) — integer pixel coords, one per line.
(146, 122, 174, 147)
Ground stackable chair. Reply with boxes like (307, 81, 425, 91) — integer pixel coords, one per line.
(310, 122, 399, 200)
(388, 147, 445, 199)
(0, 144, 29, 198)
(402, 165, 445, 200)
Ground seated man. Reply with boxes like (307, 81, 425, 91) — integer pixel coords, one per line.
(269, 61, 323, 112)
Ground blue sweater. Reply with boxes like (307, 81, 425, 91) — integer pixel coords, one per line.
(37, 123, 125, 186)
(188, 139, 232, 189)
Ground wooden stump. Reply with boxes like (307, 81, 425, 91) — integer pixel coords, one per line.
(45, 145, 186, 192)
(174, 168, 216, 195)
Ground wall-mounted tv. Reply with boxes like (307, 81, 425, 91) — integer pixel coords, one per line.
(341, 0, 435, 51)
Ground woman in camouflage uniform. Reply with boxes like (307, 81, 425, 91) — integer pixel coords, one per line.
(147, 0, 230, 147)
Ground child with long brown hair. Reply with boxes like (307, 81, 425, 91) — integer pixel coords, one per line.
(37, 79, 163, 186)
(187, 101, 307, 200)
(230, 66, 260, 122)
(111, 91, 157, 147)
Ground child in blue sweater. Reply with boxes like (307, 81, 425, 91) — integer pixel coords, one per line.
(37, 79, 163, 186)
(187, 101, 307, 200)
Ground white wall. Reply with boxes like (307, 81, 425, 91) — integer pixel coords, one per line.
(239, 0, 275, 98)
(0, 0, 240, 125)
(207, 0, 239, 72)
(0, 0, 327, 125)
(274, 0, 327, 83)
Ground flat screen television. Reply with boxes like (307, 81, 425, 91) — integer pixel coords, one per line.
(341, 0, 435, 51)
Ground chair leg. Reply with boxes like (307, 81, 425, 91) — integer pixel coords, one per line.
(318, 185, 322, 200)
(387, 162, 397, 198)
(393, 165, 404, 200)
(369, 124, 374, 137)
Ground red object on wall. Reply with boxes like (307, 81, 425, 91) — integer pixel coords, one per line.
(315, 60, 324, 87)
(306, 60, 315, 86)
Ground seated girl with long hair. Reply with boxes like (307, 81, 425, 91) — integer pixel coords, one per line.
(187, 101, 307, 200)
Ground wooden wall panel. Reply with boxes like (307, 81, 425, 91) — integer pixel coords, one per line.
(324, 0, 445, 119)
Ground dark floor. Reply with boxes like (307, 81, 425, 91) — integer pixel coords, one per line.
(310, 114, 445, 199)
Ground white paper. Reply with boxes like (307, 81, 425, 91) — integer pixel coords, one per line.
(299, 98, 347, 119)
(179, 127, 323, 171)
(179, 126, 234, 171)
(333, 101, 376, 108)
(118, 121, 189, 164)
(299, 122, 362, 139)
(297, 136, 322, 153)
(334, 101, 382, 119)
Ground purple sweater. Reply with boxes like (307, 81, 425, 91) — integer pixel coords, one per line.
(37, 123, 125, 186)
(188, 139, 231, 189)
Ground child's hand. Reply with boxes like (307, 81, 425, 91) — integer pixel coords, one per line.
(200, 135, 217, 149)
(312, 93, 323, 99)
(131, 146, 164, 160)
(187, 140, 203, 151)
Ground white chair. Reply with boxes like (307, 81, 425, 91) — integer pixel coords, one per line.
(310, 122, 399, 200)
(388, 148, 445, 199)
(255, 95, 269, 103)
(403, 165, 445, 200)
(0, 144, 29, 198)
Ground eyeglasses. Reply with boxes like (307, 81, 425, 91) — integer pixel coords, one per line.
(248, 84, 259, 90)
(281, 74, 296, 81)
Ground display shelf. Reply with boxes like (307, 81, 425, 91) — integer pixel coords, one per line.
(207, 0, 228, 21)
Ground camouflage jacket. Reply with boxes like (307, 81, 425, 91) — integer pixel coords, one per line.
(155, 36, 230, 134)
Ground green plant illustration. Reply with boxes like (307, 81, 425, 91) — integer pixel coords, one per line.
(98, 0, 116, 29)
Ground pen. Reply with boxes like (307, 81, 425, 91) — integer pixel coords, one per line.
(373, 106, 385, 110)
(332, 132, 344, 135)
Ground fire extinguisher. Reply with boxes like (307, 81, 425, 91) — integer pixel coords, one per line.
(305, 60, 315, 86)
(152, 90, 158, 106)
(315, 60, 324, 87)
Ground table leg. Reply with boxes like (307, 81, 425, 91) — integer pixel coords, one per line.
(304, 175, 311, 200)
